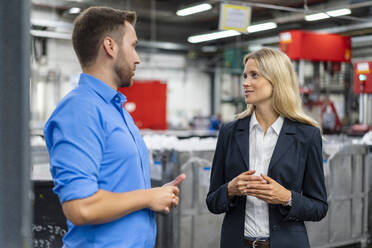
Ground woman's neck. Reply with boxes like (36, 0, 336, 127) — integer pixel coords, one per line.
(254, 105, 279, 134)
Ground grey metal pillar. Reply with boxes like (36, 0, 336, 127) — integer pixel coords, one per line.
(298, 59, 305, 86)
(213, 67, 221, 115)
(0, 0, 32, 248)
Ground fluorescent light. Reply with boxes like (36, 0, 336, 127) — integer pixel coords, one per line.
(326, 8, 351, 17)
(201, 46, 217, 52)
(305, 12, 330, 21)
(68, 7, 81, 14)
(30, 30, 72, 40)
(188, 30, 240, 43)
(247, 22, 277, 33)
(249, 45, 263, 51)
(177, 3, 212, 16)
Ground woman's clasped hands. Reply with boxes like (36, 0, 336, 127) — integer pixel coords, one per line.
(227, 170, 291, 206)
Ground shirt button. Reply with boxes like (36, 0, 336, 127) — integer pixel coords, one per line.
(115, 97, 119, 102)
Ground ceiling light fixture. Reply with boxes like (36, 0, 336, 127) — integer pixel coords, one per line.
(305, 12, 330, 21)
(68, 7, 81, 15)
(247, 22, 277, 33)
(249, 44, 263, 52)
(176, 3, 212, 16)
(326, 8, 351, 17)
(188, 30, 240, 43)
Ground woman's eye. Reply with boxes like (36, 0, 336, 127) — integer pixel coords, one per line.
(252, 72, 259, 78)
(243, 74, 247, 79)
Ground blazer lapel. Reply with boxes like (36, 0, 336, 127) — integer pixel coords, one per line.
(234, 116, 251, 171)
(268, 118, 296, 174)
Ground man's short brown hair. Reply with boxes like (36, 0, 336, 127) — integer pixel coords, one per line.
(72, 6, 136, 67)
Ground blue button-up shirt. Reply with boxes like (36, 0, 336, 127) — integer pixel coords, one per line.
(44, 73, 156, 248)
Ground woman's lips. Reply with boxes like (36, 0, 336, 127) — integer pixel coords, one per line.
(244, 90, 254, 96)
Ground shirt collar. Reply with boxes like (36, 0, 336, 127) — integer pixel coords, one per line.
(78, 73, 127, 104)
(249, 111, 260, 133)
(249, 111, 284, 135)
(271, 115, 284, 135)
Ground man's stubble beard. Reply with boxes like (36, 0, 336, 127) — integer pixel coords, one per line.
(114, 53, 132, 88)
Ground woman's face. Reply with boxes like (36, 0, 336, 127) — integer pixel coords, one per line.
(242, 59, 273, 106)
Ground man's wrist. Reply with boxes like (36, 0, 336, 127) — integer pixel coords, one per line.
(142, 189, 153, 209)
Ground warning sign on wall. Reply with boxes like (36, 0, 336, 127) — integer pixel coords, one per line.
(219, 3, 251, 33)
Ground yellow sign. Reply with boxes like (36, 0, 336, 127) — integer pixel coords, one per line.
(219, 4, 251, 33)
(356, 62, 370, 74)
(280, 32, 292, 44)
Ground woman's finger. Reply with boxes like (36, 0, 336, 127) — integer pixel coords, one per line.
(245, 189, 273, 197)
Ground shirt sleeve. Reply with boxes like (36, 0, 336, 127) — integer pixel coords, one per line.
(44, 98, 105, 203)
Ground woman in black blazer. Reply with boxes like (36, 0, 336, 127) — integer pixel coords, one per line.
(206, 48, 327, 248)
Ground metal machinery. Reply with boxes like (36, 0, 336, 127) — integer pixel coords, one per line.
(307, 139, 369, 248)
(352, 61, 372, 134)
(280, 30, 354, 134)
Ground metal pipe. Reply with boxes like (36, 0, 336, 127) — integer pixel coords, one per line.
(213, 67, 222, 115)
(210, 0, 303, 13)
(362, 150, 369, 247)
(359, 94, 368, 125)
(150, 0, 157, 54)
(298, 60, 305, 86)
(224, 21, 372, 50)
(0, 0, 32, 247)
(368, 95, 372, 125)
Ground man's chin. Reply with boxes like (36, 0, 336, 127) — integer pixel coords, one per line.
(119, 79, 133, 88)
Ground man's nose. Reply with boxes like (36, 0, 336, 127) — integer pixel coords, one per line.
(134, 52, 140, 64)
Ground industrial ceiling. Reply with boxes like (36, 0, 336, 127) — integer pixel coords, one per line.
(31, 0, 372, 58)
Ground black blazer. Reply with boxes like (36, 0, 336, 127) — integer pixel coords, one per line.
(206, 116, 328, 248)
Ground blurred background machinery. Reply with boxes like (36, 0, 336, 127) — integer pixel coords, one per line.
(2, 0, 372, 247)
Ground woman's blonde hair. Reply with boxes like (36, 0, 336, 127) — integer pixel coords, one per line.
(236, 47, 319, 128)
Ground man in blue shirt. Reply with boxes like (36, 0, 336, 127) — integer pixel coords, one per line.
(44, 7, 185, 248)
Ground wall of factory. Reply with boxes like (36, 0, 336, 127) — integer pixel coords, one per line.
(135, 52, 211, 128)
(31, 37, 211, 129)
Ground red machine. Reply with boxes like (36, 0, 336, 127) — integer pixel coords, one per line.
(279, 30, 351, 62)
(118, 80, 167, 130)
(354, 62, 372, 94)
(280, 30, 352, 133)
(352, 62, 372, 133)
(304, 100, 342, 133)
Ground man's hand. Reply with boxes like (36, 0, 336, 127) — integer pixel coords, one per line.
(148, 186, 179, 213)
(227, 170, 267, 198)
(61, 174, 187, 225)
(245, 174, 291, 205)
(163, 173, 186, 187)
(149, 173, 186, 213)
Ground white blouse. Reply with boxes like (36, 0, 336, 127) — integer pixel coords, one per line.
(244, 112, 284, 238)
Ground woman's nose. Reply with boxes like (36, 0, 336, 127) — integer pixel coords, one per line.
(243, 78, 251, 87)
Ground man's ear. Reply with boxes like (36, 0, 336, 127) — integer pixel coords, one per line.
(102, 37, 117, 59)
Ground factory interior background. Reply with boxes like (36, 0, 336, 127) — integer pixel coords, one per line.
(0, 0, 372, 247)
